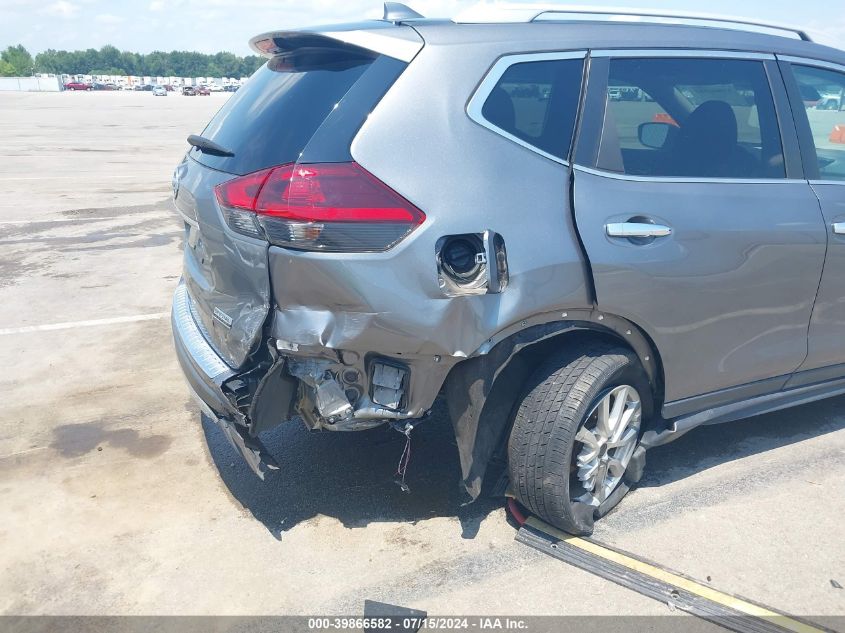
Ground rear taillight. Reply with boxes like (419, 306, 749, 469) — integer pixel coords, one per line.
(214, 162, 425, 252)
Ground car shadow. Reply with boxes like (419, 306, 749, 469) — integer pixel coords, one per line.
(638, 394, 845, 488)
(204, 392, 845, 540)
(202, 398, 501, 540)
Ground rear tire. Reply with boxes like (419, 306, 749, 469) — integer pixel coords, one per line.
(508, 341, 651, 535)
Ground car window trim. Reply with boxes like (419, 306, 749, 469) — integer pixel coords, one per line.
(573, 163, 806, 184)
(777, 55, 845, 185)
(466, 50, 588, 166)
(577, 49, 801, 182)
(777, 56, 845, 74)
(589, 49, 775, 60)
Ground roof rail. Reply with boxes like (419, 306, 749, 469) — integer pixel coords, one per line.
(452, 3, 812, 42)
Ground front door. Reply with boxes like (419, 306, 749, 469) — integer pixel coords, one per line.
(783, 59, 845, 386)
(573, 52, 827, 416)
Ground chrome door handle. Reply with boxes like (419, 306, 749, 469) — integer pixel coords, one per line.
(833, 222, 845, 235)
(605, 222, 672, 238)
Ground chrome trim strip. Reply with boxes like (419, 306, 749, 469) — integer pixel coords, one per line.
(606, 222, 672, 238)
(810, 180, 845, 186)
(590, 49, 775, 60)
(777, 56, 845, 74)
(466, 51, 587, 166)
(574, 164, 805, 184)
(172, 283, 234, 381)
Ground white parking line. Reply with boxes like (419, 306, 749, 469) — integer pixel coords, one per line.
(0, 313, 169, 335)
(0, 209, 169, 225)
(0, 217, 116, 225)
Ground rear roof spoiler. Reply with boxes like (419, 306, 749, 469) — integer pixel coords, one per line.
(249, 23, 423, 62)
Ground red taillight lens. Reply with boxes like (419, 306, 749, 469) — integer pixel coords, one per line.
(214, 162, 425, 252)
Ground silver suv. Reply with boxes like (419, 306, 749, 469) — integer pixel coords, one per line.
(171, 4, 845, 534)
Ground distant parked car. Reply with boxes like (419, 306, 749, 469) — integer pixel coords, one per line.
(196, 86, 211, 96)
(816, 90, 843, 111)
(64, 81, 92, 91)
(182, 86, 197, 96)
(208, 84, 223, 92)
(153, 86, 167, 97)
(223, 85, 239, 92)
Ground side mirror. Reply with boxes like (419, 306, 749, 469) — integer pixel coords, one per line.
(638, 122, 672, 150)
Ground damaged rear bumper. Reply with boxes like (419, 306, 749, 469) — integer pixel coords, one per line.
(172, 283, 280, 478)
(172, 283, 236, 418)
(173, 282, 446, 478)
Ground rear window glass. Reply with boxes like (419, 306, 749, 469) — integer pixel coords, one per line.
(191, 49, 377, 175)
(479, 58, 584, 161)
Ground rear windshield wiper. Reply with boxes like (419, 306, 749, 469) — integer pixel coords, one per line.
(187, 134, 235, 157)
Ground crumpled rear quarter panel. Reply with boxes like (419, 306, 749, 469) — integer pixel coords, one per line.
(267, 36, 592, 364)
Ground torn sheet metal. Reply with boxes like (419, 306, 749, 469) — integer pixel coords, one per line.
(443, 311, 658, 503)
(446, 322, 589, 501)
(175, 156, 271, 369)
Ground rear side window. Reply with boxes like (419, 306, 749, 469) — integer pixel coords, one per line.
(791, 64, 845, 181)
(597, 58, 785, 179)
(474, 57, 584, 161)
(192, 47, 386, 175)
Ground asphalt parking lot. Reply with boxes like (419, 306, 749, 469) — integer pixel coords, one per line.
(0, 91, 843, 623)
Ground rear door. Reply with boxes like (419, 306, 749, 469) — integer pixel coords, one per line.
(780, 58, 845, 385)
(174, 31, 417, 369)
(572, 51, 827, 416)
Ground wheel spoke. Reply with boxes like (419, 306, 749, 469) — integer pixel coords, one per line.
(577, 461, 598, 483)
(596, 395, 611, 439)
(575, 426, 600, 456)
(607, 456, 626, 478)
(607, 426, 637, 449)
(608, 386, 628, 438)
(593, 460, 609, 501)
(575, 492, 600, 508)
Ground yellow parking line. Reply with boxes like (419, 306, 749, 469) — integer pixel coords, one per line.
(525, 517, 825, 633)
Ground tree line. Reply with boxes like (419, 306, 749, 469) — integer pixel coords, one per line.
(1, 44, 264, 78)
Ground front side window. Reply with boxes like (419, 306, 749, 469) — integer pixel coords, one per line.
(597, 58, 785, 179)
(477, 57, 584, 161)
(792, 64, 845, 181)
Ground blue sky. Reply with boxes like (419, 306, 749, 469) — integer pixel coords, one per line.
(1, 0, 843, 56)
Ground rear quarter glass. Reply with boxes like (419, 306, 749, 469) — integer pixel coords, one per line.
(191, 47, 400, 176)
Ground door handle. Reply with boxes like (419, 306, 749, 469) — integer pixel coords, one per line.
(605, 222, 672, 239)
(834, 222, 845, 235)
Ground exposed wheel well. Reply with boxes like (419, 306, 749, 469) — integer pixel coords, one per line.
(444, 315, 665, 501)
(499, 326, 662, 417)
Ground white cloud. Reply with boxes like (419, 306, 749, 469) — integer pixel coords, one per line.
(40, 0, 79, 18)
(149, 0, 165, 11)
(95, 13, 125, 24)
